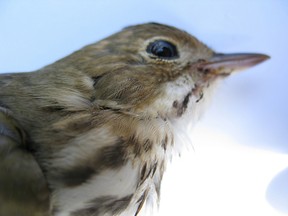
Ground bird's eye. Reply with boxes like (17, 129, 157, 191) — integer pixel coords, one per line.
(146, 40, 178, 59)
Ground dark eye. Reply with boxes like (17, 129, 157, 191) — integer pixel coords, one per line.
(146, 40, 178, 59)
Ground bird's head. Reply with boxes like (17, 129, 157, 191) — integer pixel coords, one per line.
(53, 23, 269, 124)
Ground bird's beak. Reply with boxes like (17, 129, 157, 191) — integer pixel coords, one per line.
(198, 53, 270, 76)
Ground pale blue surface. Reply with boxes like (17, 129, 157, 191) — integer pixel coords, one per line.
(0, 1, 287, 215)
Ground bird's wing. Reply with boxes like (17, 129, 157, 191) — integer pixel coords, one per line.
(0, 106, 50, 216)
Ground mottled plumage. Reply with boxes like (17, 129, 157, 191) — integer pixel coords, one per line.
(0, 23, 269, 216)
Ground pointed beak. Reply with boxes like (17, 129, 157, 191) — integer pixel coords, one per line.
(198, 53, 270, 76)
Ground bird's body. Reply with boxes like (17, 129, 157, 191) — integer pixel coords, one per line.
(0, 23, 269, 216)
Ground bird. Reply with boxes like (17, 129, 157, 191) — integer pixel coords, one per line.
(0, 22, 269, 216)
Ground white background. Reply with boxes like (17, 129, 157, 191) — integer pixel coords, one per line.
(0, 1, 287, 215)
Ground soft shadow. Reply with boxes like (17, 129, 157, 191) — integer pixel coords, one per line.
(266, 167, 288, 213)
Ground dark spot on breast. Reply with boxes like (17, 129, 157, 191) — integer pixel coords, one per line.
(140, 163, 147, 181)
(128, 135, 141, 157)
(53, 166, 96, 187)
(143, 139, 153, 152)
(138, 162, 158, 187)
(127, 135, 154, 157)
(151, 162, 158, 177)
(182, 92, 191, 109)
(54, 139, 127, 187)
(71, 195, 133, 216)
(135, 189, 149, 216)
(161, 140, 167, 151)
(176, 91, 191, 117)
(161, 135, 168, 151)
(196, 91, 204, 103)
(95, 139, 127, 169)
